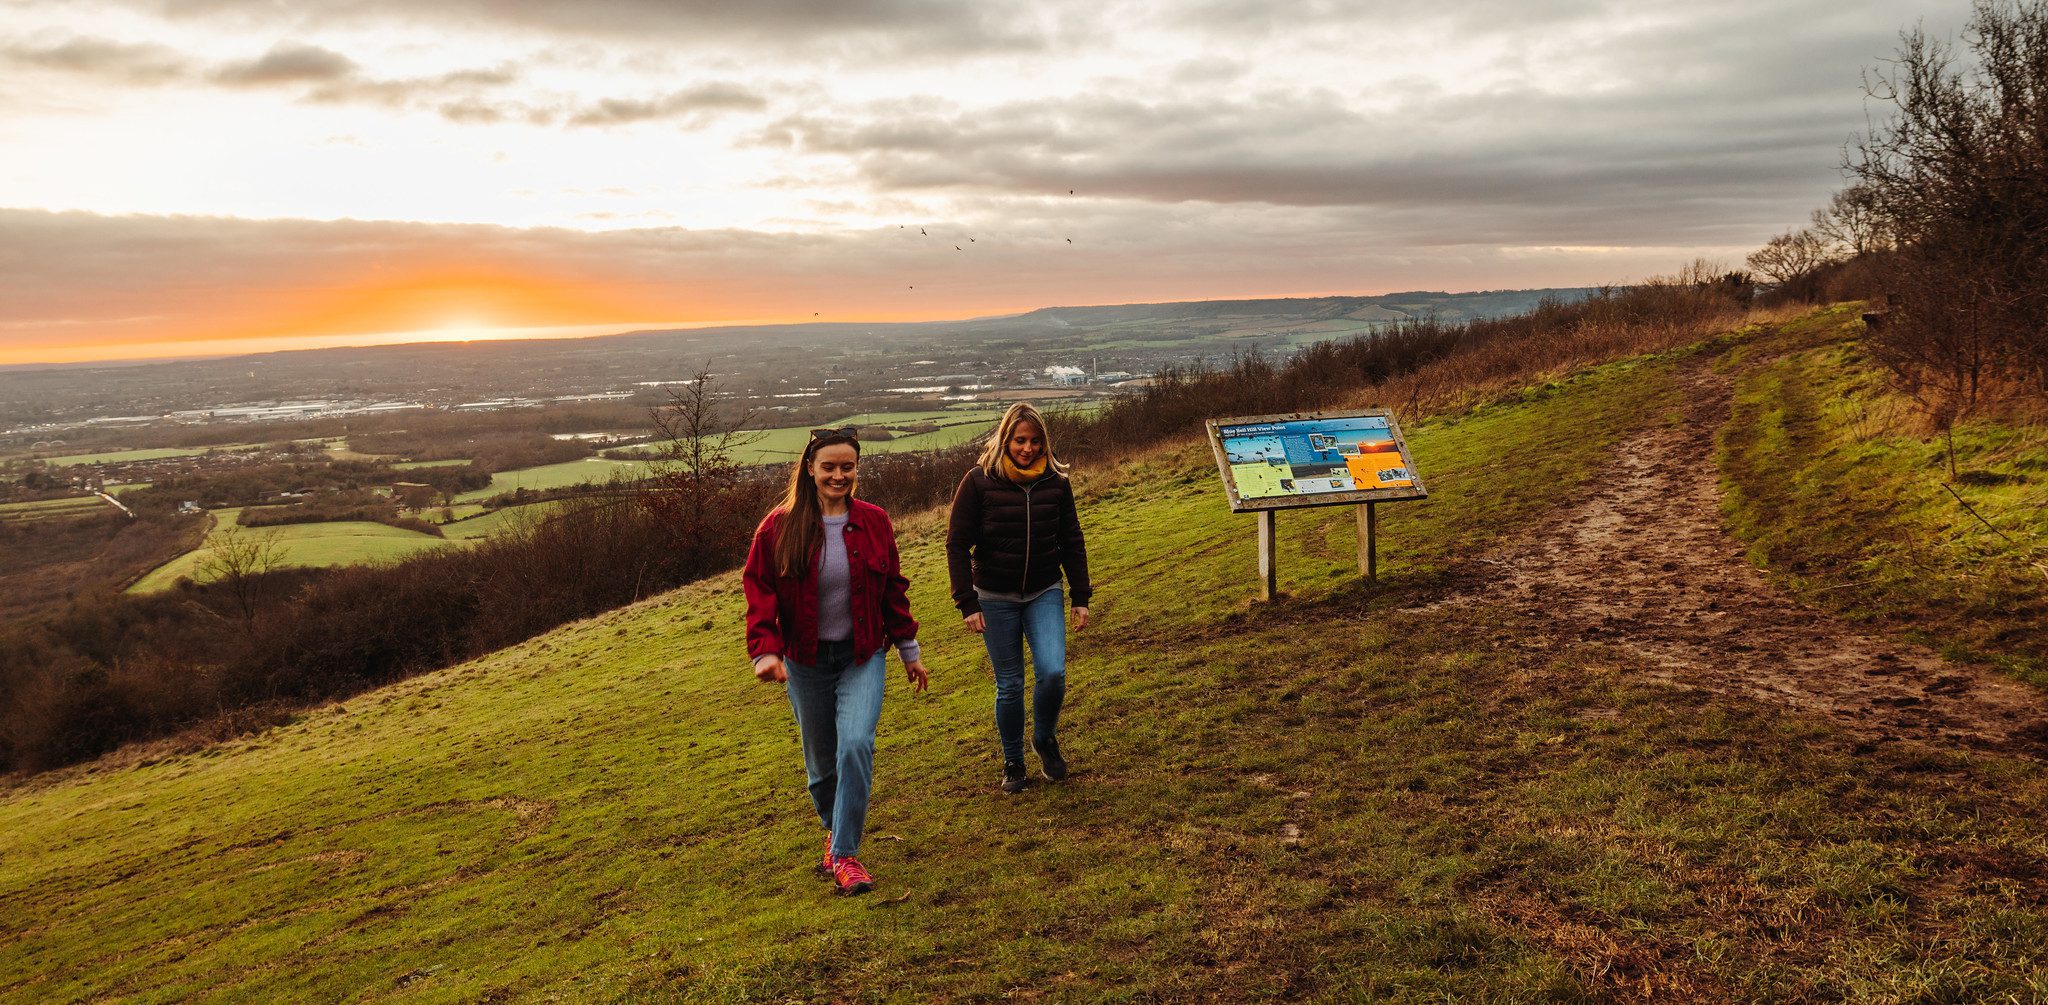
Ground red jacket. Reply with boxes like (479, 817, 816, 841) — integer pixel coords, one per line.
(743, 498, 918, 667)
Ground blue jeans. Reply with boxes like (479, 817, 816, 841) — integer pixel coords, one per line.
(785, 639, 886, 859)
(981, 585, 1067, 765)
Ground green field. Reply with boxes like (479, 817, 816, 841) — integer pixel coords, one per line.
(739, 408, 1006, 463)
(39, 444, 265, 466)
(452, 459, 653, 504)
(9, 316, 2047, 1000)
(391, 459, 472, 470)
(440, 502, 561, 540)
(127, 501, 561, 590)
(0, 495, 107, 520)
(453, 408, 1018, 503)
(129, 509, 459, 591)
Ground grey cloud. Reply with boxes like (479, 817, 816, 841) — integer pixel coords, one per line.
(817, 87, 1848, 247)
(6, 33, 517, 109)
(1165, 0, 1624, 39)
(5, 30, 756, 128)
(210, 41, 355, 85)
(564, 82, 769, 127)
(753, 1, 1947, 250)
(2, 36, 195, 84)
(305, 66, 519, 107)
(130, 0, 1065, 56)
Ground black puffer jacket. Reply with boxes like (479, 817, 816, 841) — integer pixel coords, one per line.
(945, 466, 1091, 616)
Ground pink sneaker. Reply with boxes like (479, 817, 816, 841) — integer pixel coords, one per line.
(815, 833, 835, 878)
(832, 855, 874, 896)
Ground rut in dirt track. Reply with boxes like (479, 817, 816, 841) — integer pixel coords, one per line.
(1432, 355, 2048, 757)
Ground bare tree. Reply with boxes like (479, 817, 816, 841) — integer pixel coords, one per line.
(649, 364, 760, 481)
(1746, 229, 1838, 287)
(632, 365, 771, 588)
(196, 524, 283, 631)
(1809, 184, 1891, 257)
(1847, 0, 2048, 410)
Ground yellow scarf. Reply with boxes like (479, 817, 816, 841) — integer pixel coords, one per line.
(998, 452, 1047, 484)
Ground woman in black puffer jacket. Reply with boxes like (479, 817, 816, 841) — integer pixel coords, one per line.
(947, 402, 1092, 793)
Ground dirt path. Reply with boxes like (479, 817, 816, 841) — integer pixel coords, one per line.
(1436, 355, 2048, 757)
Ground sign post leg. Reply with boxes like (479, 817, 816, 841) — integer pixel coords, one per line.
(1258, 509, 1277, 601)
(1357, 502, 1378, 581)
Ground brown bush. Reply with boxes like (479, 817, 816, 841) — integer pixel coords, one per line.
(1843, 0, 2048, 414)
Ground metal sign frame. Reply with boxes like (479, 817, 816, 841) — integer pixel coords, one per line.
(1204, 407, 1428, 513)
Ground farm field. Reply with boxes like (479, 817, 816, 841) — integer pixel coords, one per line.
(452, 458, 652, 503)
(440, 502, 559, 540)
(0, 496, 107, 521)
(129, 508, 457, 591)
(611, 408, 1007, 466)
(453, 402, 1096, 502)
(37, 443, 268, 466)
(12, 312, 2047, 1001)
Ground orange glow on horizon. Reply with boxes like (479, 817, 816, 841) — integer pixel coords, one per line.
(3, 264, 988, 366)
(3, 254, 1471, 367)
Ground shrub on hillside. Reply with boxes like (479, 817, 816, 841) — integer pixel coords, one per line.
(1817, 0, 2048, 415)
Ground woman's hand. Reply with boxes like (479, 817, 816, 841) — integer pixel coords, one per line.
(963, 612, 986, 634)
(754, 655, 787, 683)
(904, 658, 929, 693)
(1073, 607, 1090, 631)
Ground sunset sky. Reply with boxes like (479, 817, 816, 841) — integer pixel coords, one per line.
(1, 0, 1956, 366)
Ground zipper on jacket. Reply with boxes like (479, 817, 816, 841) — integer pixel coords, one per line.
(1019, 481, 1033, 591)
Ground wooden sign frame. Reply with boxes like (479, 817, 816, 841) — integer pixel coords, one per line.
(1204, 407, 1427, 600)
(1205, 407, 1427, 513)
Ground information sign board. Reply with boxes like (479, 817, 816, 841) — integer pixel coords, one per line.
(1205, 408, 1426, 513)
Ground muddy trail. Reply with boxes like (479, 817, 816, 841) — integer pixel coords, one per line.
(1427, 354, 2048, 758)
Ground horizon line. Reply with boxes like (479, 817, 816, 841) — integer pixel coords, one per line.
(0, 284, 1602, 372)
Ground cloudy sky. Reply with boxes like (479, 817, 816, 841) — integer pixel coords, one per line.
(0, 0, 1956, 365)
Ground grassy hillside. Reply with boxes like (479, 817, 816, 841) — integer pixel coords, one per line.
(4, 321, 2046, 1002)
(1719, 306, 2048, 685)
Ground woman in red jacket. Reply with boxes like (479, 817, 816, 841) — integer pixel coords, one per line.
(743, 427, 928, 896)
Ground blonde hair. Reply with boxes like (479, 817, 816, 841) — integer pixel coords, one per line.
(977, 402, 1069, 476)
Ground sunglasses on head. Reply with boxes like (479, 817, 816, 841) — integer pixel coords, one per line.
(810, 426, 859, 441)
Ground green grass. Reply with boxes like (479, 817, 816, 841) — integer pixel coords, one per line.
(610, 409, 1008, 468)
(392, 459, 472, 470)
(40, 444, 265, 466)
(440, 502, 562, 540)
(128, 509, 459, 591)
(7, 323, 2047, 1001)
(1719, 305, 2048, 685)
(452, 460, 653, 503)
(126, 501, 559, 589)
(0, 495, 107, 521)
(457, 409, 1016, 501)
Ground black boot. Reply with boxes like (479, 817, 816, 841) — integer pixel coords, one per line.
(1001, 760, 1030, 793)
(1033, 737, 1069, 781)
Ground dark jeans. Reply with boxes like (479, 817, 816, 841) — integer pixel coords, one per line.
(784, 639, 886, 859)
(980, 585, 1067, 765)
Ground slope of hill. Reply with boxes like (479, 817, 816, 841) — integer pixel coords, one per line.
(4, 313, 2046, 1002)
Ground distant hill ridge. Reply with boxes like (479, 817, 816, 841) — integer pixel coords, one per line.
(997, 288, 1598, 327)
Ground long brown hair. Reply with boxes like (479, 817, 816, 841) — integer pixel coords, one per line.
(976, 401, 1069, 476)
(771, 432, 860, 578)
